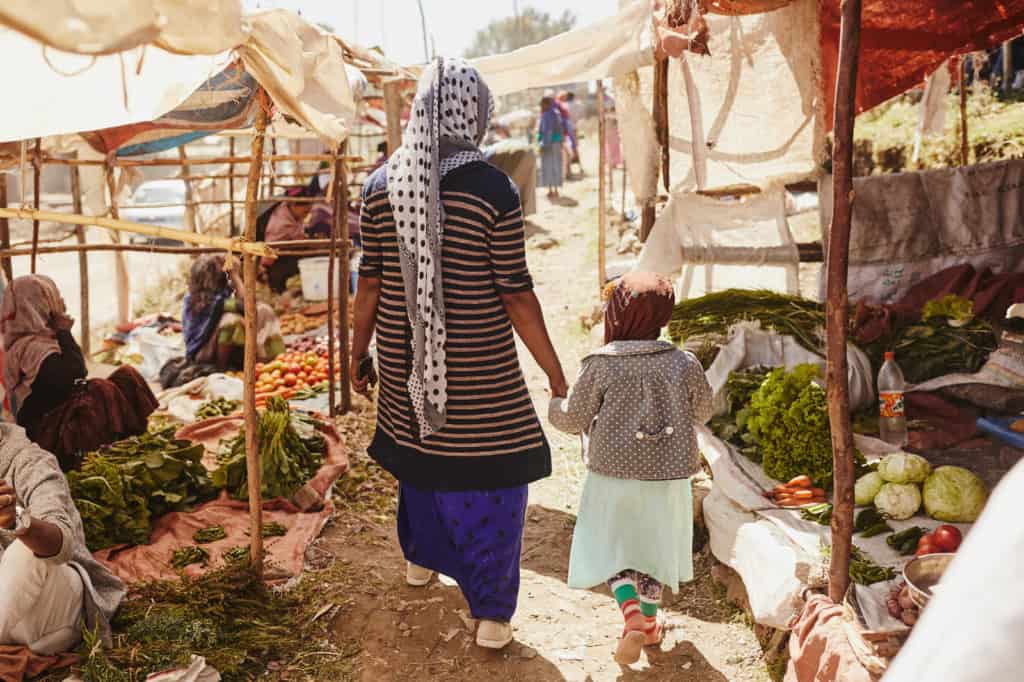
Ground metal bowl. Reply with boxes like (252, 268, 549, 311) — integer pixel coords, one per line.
(903, 553, 956, 609)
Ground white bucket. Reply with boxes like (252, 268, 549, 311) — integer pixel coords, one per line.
(298, 257, 330, 301)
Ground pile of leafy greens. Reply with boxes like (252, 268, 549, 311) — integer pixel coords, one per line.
(68, 425, 216, 551)
(212, 396, 325, 501)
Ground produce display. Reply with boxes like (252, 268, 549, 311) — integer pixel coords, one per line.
(255, 351, 338, 405)
(915, 524, 962, 556)
(854, 508, 893, 537)
(212, 396, 326, 502)
(68, 426, 216, 551)
(171, 546, 209, 569)
(887, 527, 929, 556)
(763, 475, 828, 507)
(837, 545, 897, 586)
(195, 398, 241, 420)
(922, 466, 989, 522)
(223, 545, 251, 565)
(862, 317, 996, 385)
(261, 521, 288, 538)
(800, 502, 832, 525)
(887, 582, 921, 626)
(280, 312, 332, 336)
(288, 335, 336, 356)
(857, 454, 989, 524)
(745, 365, 836, 488)
(194, 526, 228, 544)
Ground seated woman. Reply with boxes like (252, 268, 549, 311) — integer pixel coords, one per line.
(262, 185, 316, 293)
(1, 275, 157, 471)
(183, 254, 285, 371)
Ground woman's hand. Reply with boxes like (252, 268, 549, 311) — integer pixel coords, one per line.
(0, 480, 15, 529)
(350, 354, 370, 396)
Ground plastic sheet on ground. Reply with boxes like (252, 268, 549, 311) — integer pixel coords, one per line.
(157, 374, 244, 424)
(92, 416, 347, 584)
(702, 324, 875, 413)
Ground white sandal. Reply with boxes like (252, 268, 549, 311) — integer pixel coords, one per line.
(476, 620, 513, 649)
(405, 562, 433, 587)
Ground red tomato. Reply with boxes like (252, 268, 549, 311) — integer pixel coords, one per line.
(933, 525, 962, 552)
(916, 535, 939, 557)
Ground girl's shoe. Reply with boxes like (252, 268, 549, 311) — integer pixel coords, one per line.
(405, 562, 433, 586)
(643, 620, 664, 647)
(476, 620, 513, 649)
(614, 630, 646, 665)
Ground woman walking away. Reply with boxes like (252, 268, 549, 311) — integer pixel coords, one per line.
(549, 272, 713, 665)
(538, 96, 565, 198)
(350, 57, 567, 651)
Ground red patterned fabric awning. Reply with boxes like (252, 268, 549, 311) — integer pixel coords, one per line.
(820, 0, 1024, 129)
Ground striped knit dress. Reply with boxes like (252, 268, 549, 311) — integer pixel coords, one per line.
(358, 160, 551, 621)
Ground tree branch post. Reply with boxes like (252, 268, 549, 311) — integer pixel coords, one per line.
(0, 175, 10, 282)
(597, 80, 608, 293)
(826, 0, 863, 605)
(30, 138, 41, 273)
(70, 159, 90, 357)
(243, 95, 270, 578)
(336, 142, 352, 415)
(103, 163, 131, 326)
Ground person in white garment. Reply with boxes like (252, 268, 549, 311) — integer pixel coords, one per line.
(0, 425, 124, 654)
(883, 457, 1024, 682)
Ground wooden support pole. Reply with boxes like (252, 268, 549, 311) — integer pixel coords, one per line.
(620, 165, 629, 220)
(178, 146, 198, 232)
(40, 153, 349, 168)
(0, 175, 10, 282)
(959, 58, 969, 167)
(269, 138, 278, 197)
(0, 208, 276, 257)
(103, 163, 131, 326)
(383, 80, 404, 156)
(656, 59, 670, 192)
(597, 80, 608, 292)
(30, 139, 41, 273)
(229, 137, 237, 236)
(1003, 40, 1014, 92)
(69, 160, 90, 358)
(826, 0, 862, 605)
(243, 97, 270, 577)
(336, 143, 352, 415)
(327, 150, 338, 418)
(0, 241, 341, 258)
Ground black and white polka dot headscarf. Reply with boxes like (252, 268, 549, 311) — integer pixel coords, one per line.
(387, 57, 493, 439)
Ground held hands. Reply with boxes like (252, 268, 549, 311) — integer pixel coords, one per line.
(350, 354, 370, 396)
(0, 480, 16, 530)
(549, 373, 569, 399)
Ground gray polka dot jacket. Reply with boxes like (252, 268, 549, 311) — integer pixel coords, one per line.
(548, 340, 713, 481)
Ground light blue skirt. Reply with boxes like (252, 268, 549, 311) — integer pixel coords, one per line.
(568, 473, 693, 591)
(539, 144, 563, 188)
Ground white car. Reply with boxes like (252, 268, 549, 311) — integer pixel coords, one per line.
(121, 179, 187, 244)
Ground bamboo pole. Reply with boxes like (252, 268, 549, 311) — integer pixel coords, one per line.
(959, 58, 969, 167)
(0, 241, 345, 258)
(178, 146, 198, 232)
(826, 0, 862, 605)
(1002, 40, 1014, 92)
(229, 137, 237, 236)
(0, 175, 10, 282)
(39, 153, 352, 168)
(0, 208, 276, 257)
(69, 160, 90, 357)
(337, 142, 352, 415)
(117, 196, 321, 210)
(383, 80, 404, 156)
(269, 138, 278, 197)
(597, 80, 608, 293)
(656, 60, 670, 192)
(327, 148, 338, 418)
(243, 97, 270, 577)
(31, 138, 41, 273)
(104, 163, 131, 326)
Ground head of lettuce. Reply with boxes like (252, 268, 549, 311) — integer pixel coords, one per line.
(923, 466, 989, 523)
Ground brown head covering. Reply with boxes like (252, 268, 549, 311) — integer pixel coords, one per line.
(603, 272, 675, 344)
(1, 275, 74, 412)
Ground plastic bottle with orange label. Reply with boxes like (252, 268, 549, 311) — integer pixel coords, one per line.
(878, 351, 908, 446)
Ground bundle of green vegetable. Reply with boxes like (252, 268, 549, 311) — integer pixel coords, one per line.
(709, 366, 771, 459)
(212, 397, 325, 502)
(68, 426, 216, 551)
(193, 526, 228, 544)
(745, 365, 836, 487)
(822, 543, 897, 585)
(668, 290, 826, 356)
(195, 398, 241, 420)
(862, 318, 996, 384)
(171, 546, 209, 569)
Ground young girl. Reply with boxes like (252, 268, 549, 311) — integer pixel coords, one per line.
(538, 96, 565, 198)
(549, 272, 713, 665)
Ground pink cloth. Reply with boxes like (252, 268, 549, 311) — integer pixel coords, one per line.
(785, 595, 879, 682)
(264, 203, 306, 243)
(606, 119, 622, 168)
(0, 275, 73, 412)
(92, 415, 349, 584)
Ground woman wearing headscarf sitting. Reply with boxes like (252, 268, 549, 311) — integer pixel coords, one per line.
(350, 57, 567, 650)
(182, 255, 285, 371)
(1, 275, 157, 471)
(261, 184, 318, 293)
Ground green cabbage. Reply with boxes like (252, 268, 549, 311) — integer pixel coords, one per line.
(877, 452, 932, 484)
(874, 483, 922, 520)
(855, 472, 885, 506)
(923, 466, 989, 522)
(922, 294, 974, 324)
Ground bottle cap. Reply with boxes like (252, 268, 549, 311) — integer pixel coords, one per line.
(884, 351, 895, 361)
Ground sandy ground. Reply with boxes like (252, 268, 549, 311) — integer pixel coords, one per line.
(320, 143, 775, 681)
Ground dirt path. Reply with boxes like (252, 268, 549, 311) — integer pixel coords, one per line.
(322, 147, 773, 681)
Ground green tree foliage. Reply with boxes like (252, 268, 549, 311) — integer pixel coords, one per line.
(464, 7, 576, 58)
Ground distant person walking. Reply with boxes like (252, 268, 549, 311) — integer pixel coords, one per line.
(351, 57, 567, 651)
(538, 96, 565, 198)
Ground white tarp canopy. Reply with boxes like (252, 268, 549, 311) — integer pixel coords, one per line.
(0, 8, 355, 144)
(471, 0, 655, 97)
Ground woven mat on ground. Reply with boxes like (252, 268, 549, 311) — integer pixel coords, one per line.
(91, 416, 347, 584)
(0, 646, 75, 682)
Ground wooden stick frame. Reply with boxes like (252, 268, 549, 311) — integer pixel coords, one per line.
(826, 0, 862, 604)
(597, 80, 608, 293)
